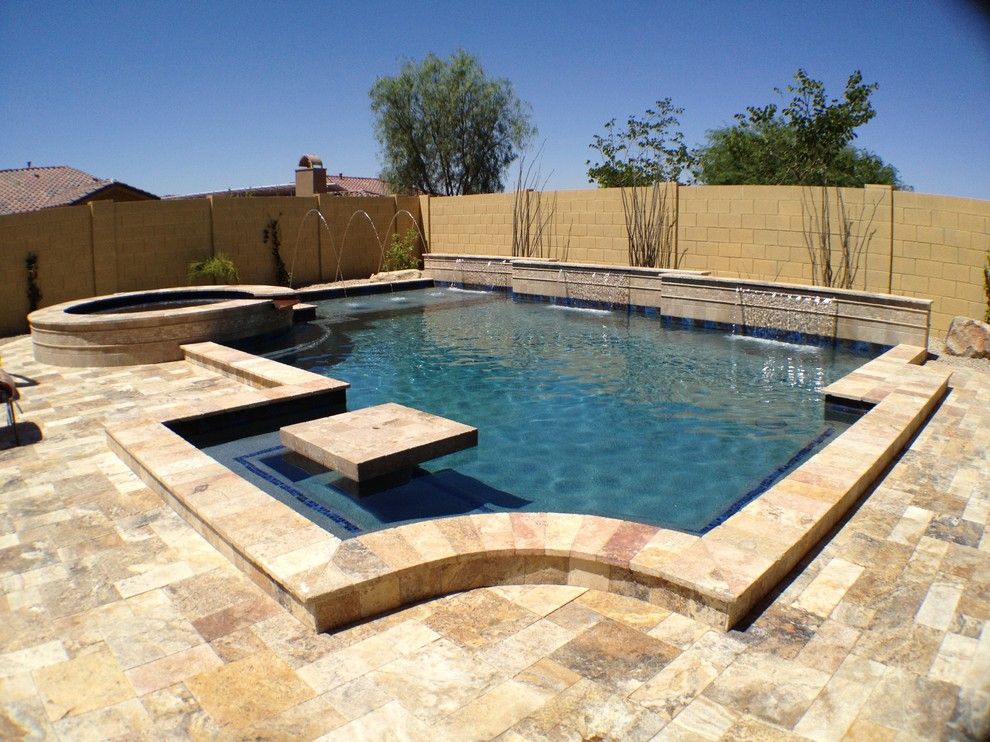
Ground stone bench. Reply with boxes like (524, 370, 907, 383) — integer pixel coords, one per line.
(280, 402, 478, 483)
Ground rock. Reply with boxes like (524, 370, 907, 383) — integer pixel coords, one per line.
(944, 316, 990, 359)
(369, 269, 423, 283)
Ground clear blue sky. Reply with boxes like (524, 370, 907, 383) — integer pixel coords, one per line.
(2, 1, 988, 200)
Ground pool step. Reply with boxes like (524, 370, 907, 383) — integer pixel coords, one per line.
(824, 344, 932, 406)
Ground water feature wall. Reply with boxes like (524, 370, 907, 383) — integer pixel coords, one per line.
(423, 255, 933, 346)
(661, 275, 931, 346)
(424, 254, 514, 290)
(734, 288, 838, 339)
(426, 255, 706, 310)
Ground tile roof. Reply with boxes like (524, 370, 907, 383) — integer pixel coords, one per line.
(0, 165, 157, 215)
(170, 174, 393, 200)
(326, 173, 391, 197)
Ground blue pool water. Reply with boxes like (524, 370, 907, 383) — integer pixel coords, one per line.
(211, 287, 873, 537)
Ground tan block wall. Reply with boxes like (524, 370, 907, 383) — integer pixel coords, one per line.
(0, 185, 985, 340)
(890, 191, 990, 335)
(111, 199, 213, 292)
(430, 192, 514, 256)
(677, 184, 893, 293)
(317, 194, 409, 280)
(429, 188, 634, 265)
(0, 196, 422, 335)
(213, 196, 321, 286)
(428, 185, 985, 338)
(0, 204, 94, 336)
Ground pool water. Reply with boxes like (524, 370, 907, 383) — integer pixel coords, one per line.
(213, 287, 872, 537)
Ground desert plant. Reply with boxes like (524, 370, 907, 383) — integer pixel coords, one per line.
(382, 228, 420, 272)
(263, 216, 290, 286)
(512, 151, 570, 260)
(187, 253, 239, 284)
(801, 186, 881, 289)
(26, 252, 41, 311)
(587, 100, 686, 268)
(984, 252, 989, 322)
(622, 182, 680, 269)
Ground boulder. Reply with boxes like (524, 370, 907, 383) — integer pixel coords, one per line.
(944, 316, 990, 359)
(369, 269, 424, 283)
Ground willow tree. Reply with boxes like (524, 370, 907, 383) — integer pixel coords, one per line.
(370, 51, 535, 195)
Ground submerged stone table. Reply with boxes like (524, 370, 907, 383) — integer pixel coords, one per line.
(280, 402, 478, 482)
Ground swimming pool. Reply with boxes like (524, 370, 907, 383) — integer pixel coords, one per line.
(210, 287, 873, 537)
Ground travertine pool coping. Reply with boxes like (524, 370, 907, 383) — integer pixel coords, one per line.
(28, 284, 299, 367)
(105, 341, 951, 633)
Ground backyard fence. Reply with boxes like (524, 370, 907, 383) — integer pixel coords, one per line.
(0, 185, 987, 338)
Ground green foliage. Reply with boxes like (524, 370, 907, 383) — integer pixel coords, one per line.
(370, 50, 535, 195)
(25, 252, 41, 311)
(587, 99, 692, 187)
(585, 100, 685, 267)
(694, 69, 903, 187)
(187, 253, 239, 284)
(262, 216, 290, 286)
(382, 228, 420, 272)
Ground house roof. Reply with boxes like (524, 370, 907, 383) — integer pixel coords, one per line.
(0, 165, 158, 215)
(326, 174, 392, 197)
(170, 173, 393, 200)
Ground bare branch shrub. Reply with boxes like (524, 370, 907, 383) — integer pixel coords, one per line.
(622, 182, 681, 268)
(512, 154, 570, 261)
(802, 186, 880, 289)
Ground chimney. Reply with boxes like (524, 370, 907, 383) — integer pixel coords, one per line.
(295, 154, 327, 197)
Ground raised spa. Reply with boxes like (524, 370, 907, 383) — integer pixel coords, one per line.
(29, 285, 298, 367)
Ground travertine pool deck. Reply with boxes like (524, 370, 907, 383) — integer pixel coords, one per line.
(0, 332, 988, 739)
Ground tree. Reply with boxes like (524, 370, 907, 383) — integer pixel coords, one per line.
(585, 99, 689, 268)
(370, 51, 535, 195)
(694, 69, 903, 188)
(586, 99, 692, 187)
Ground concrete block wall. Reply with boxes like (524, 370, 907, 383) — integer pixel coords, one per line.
(429, 188, 662, 266)
(428, 185, 985, 338)
(677, 184, 893, 294)
(430, 193, 515, 256)
(111, 199, 213, 292)
(890, 192, 990, 334)
(0, 196, 423, 335)
(316, 194, 407, 280)
(0, 204, 94, 337)
(213, 196, 321, 286)
(0, 184, 985, 340)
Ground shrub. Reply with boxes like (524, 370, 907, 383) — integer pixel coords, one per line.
(188, 253, 239, 284)
(984, 251, 989, 323)
(382, 228, 420, 272)
(26, 252, 41, 311)
(262, 216, 290, 286)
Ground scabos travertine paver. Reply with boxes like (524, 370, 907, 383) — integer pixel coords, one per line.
(281, 402, 477, 481)
(0, 332, 987, 740)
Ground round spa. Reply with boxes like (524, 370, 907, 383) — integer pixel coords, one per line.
(28, 285, 298, 367)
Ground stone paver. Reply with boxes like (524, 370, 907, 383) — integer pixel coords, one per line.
(280, 402, 477, 481)
(0, 334, 987, 740)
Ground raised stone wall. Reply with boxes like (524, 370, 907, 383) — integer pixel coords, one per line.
(660, 275, 932, 347)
